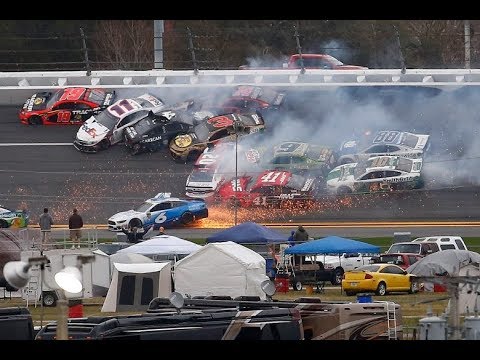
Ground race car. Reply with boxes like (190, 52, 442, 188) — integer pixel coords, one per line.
(326, 155, 424, 195)
(0, 206, 29, 228)
(107, 193, 208, 231)
(169, 111, 265, 163)
(215, 170, 317, 208)
(338, 130, 430, 165)
(73, 93, 164, 153)
(262, 141, 338, 178)
(123, 109, 195, 155)
(19, 87, 115, 125)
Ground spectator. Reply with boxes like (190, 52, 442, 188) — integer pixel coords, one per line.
(293, 225, 309, 243)
(158, 226, 166, 235)
(143, 212, 155, 239)
(287, 230, 295, 246)
(122, 225, 145, 244)
(68, 208, 84, 249)
(39, 208, 54, 247)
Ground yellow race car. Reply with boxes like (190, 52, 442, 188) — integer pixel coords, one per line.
(342, 263, 417, 296)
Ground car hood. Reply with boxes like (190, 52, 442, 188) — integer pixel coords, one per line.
(76, 118, 109, 142)
(22, 92, 51, 112)
(108, 210, 143, 221)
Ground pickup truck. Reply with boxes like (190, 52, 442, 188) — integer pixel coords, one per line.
(370, 253, 423, 270)
(239, 53, 367, 70)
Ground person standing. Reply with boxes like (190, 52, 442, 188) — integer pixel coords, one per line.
(287, 230, 295, 246)
(39, 208, 54, 247)
(158, 226, 166, 235)
(68, 208, 83, 249)
(293, 225, 309, 243)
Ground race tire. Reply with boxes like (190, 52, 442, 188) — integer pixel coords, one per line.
(99, 139, 110, 150)
(42, 292, 57, 307)
(128, 218, 143, 228)
(28, 116, 42, 125)
(0, 219, 8, 228)
(180, 212, 194, 225)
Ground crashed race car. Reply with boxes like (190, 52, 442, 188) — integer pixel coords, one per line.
(107, 193, 208, 231)
(0, 206, 29, 228)
(215, 170, 318, 208)
(19, 87, 115, 125)
(326, 155, 424, 195)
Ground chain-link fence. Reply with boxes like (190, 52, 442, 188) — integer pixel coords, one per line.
(0, 20, 479, 72)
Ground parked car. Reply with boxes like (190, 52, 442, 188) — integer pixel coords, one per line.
(369, 253, 423, 270)
(386, 242, 439, 256)
(338, 130, 430, 165)
(0, 206, 29, 228)
(107, 192, 208, 231)
(19, 87, 115, 125)
(342, 263, 418, 296)
(326, 155, 424, 195)
(169, 112, 265, 163)
(73, 93, 164, 153)
(411, 235, 468, 251)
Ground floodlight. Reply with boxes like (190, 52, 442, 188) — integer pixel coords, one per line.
(261, 279, 276, 297)
(3, 261, 31, 290)
(54, 266, 82, 294)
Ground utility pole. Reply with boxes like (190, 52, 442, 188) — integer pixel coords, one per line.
(465, 20, 471, 69)
(154, 20, 164, 69)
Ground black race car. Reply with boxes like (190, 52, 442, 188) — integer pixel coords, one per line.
(124, 110, 193, 155)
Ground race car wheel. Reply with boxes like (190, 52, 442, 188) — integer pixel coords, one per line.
(99, 139, 110, 150)
(0, 219, 8, 228)
(180, 212, 194, 225)
(128, 218, 143, 228)
(28, 116, 42, 125)
(376, 282, 387, 296)
(337, 186, 352, 195)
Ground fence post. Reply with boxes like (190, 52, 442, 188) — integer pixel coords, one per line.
(187, 27, 198, 74)
(79, 27, 91, 76)
(293, 23, 305, 75)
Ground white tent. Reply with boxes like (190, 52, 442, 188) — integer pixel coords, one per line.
(101, 262, 172, 313)
(116, 235, 202, 262)
(174, 241, 270, 300)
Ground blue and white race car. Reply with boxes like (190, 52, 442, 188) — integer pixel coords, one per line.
(107, 193, 208, 231)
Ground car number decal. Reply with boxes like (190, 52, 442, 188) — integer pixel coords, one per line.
(207, 116, 234, 128)
(154, 211, 167, 224)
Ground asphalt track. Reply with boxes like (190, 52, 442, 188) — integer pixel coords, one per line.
(1, 103, 480, 238)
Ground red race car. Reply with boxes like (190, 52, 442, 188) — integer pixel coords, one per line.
(19, 87, 115, 125)
(215, 169, 318, 208)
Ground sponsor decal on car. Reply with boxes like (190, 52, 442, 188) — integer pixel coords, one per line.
(34, 97, 44, 105)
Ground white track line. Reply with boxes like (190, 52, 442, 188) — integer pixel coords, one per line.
(0, 143, 73, 146)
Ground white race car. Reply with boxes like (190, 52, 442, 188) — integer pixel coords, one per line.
(107, 192, 209, 231)
(326, 155, 424, 195)
(338, 130, 430, 165)
(73, 93, 164, 153)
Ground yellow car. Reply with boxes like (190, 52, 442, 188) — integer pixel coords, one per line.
(342, 264, 417, 296)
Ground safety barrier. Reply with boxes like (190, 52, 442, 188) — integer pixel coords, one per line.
(1, 68, 480, 105)
(17, 227, 98, 251)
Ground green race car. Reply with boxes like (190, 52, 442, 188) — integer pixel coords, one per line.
(0, 206, 29, 228)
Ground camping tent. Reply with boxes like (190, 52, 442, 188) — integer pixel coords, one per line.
(206, 222, 287, 244)
(116, 235, 201, 262)
(174, 241, 270, 300)
(284, 235, 380, 255)
(101, 262, 172, 313)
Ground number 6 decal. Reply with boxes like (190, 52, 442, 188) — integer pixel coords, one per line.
(154, 211, 167, 224)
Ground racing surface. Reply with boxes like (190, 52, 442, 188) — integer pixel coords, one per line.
(1, 85, 480, 228)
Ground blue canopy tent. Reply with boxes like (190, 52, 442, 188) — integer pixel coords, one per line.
(284, 235, 380, 255)
(206, 222, 288, 244)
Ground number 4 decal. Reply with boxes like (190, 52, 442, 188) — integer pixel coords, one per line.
(154, 211, 167, 224)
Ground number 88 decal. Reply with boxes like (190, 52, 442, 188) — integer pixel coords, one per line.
(373, 131, 399, 143)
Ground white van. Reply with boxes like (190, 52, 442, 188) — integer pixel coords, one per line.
(411, 236, 468, 251)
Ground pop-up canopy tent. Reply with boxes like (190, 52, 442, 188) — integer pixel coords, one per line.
(284, 235, 380, 255)
(101, 262, 172, 313)
(206, 222, 288, 244)
(116, 235, 202, 262)
(174, 241, 270, 300)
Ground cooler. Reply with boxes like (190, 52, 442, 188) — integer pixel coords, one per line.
(275, 273, 290, 293)
(68, 299, 84, 318)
